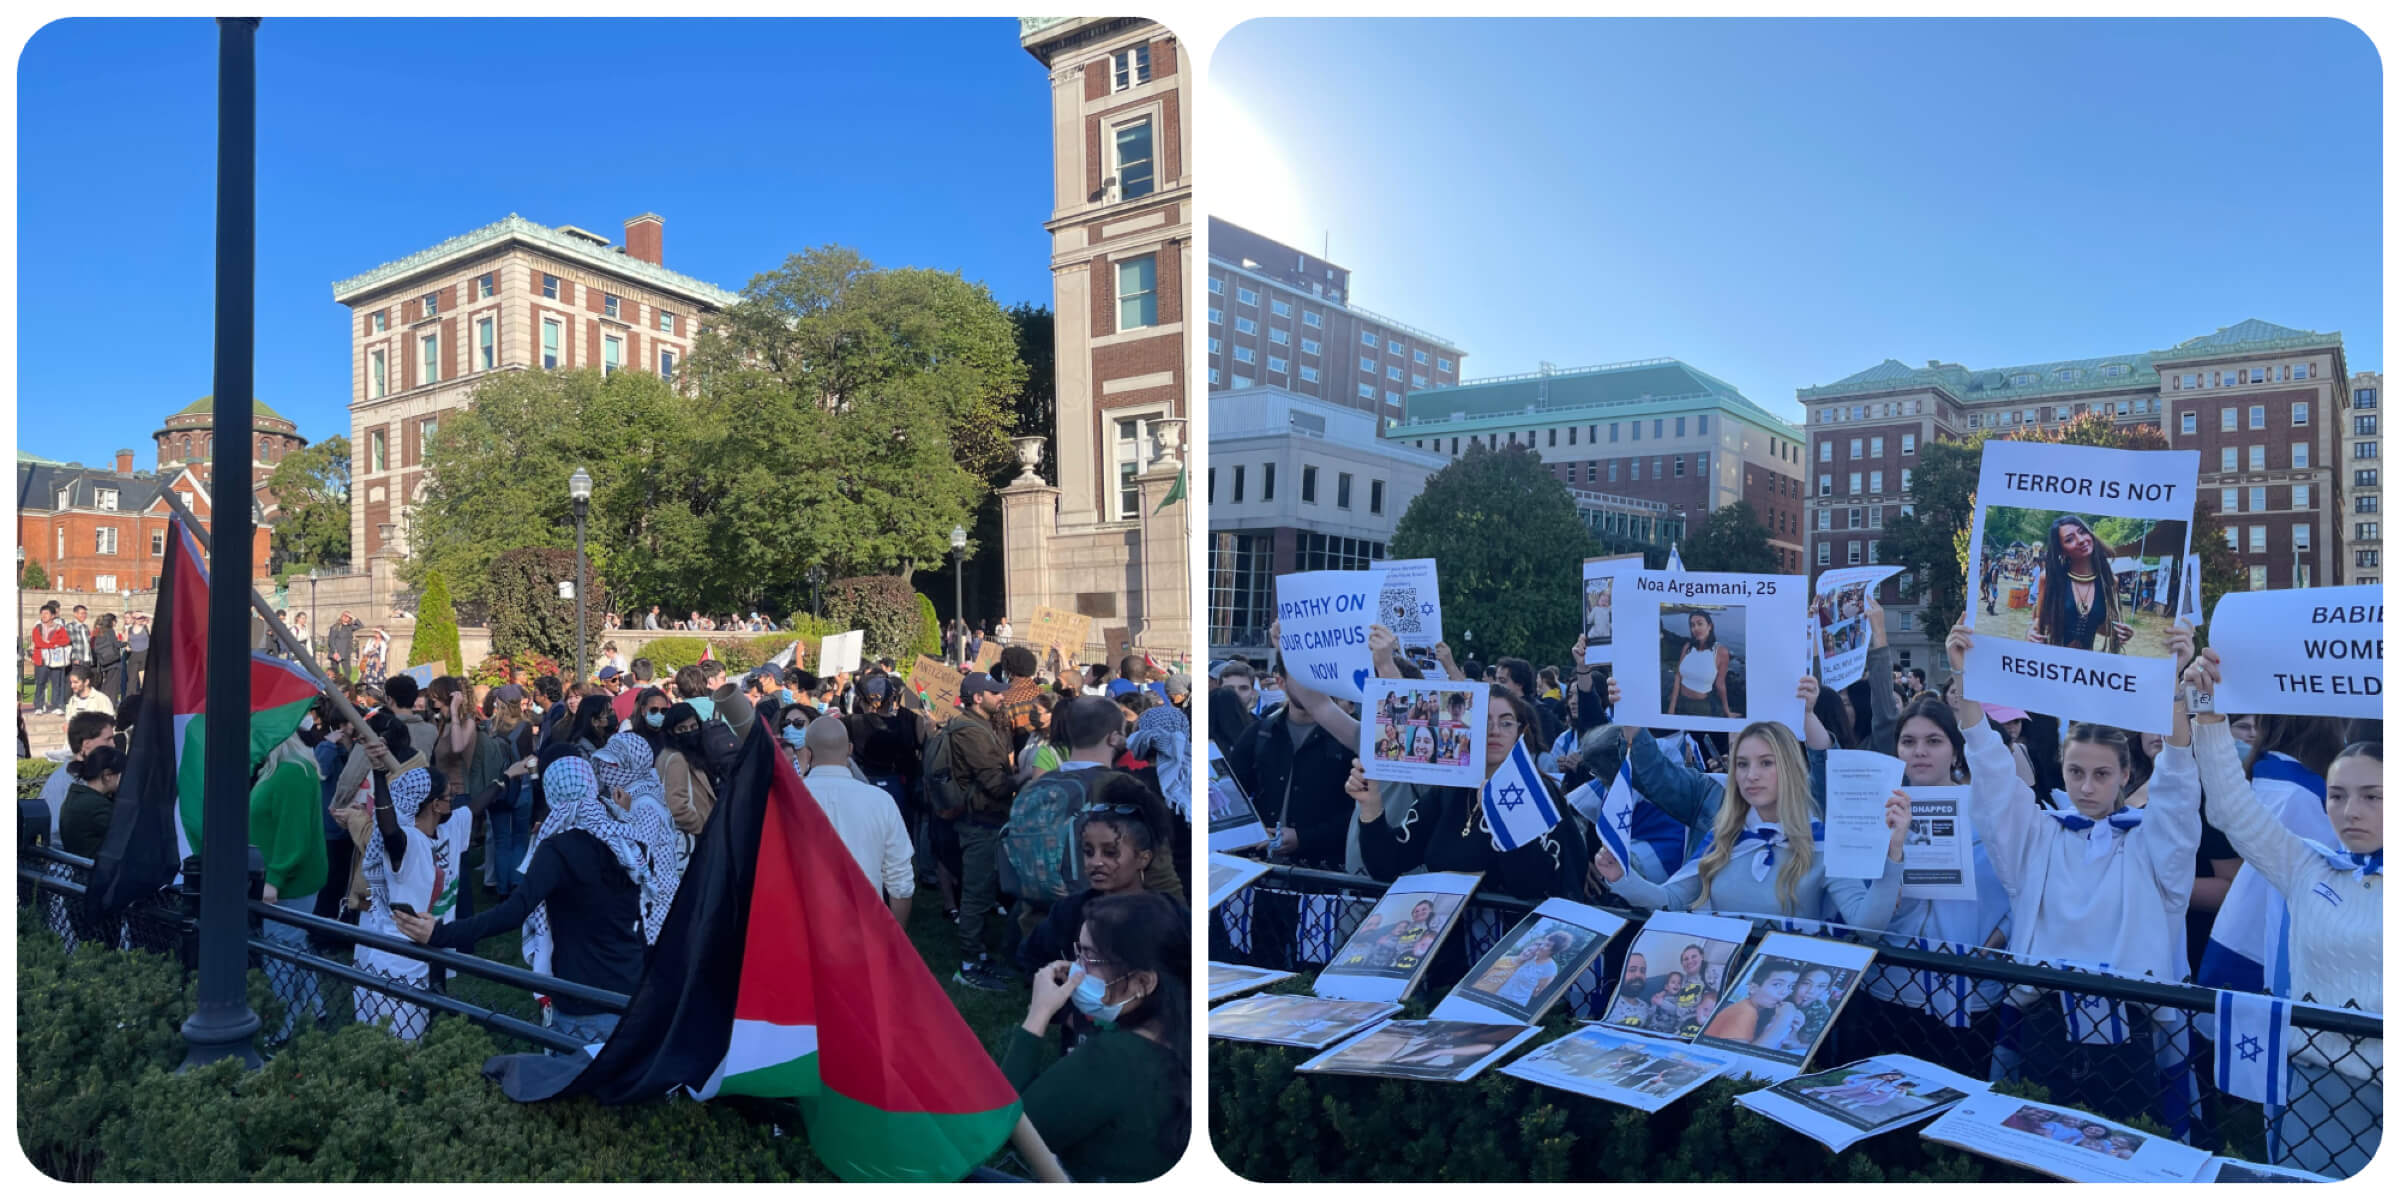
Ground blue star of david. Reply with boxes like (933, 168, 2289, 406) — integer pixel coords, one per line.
(1614, 808, 1635, 833)
(1494, 782, 1527, 811)
(2236, 1034, 2265, 1063)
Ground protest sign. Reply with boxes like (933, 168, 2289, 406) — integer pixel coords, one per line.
(398, 662, 439, 689)
(1103, 625, 1131, 672)
(1376, 558, 1445, 651)
(1594, 910, 1753, 1040)
(1920, 1090, 2211, 1183)
(1735, 1054, 1984, 1153)
(1432, 898, 1626, 1026)
(1822, 749, 1905, 881)
(1206, 742, 1271, 852)
(1895, 785, 1975, 903)
(1297, 1018, 1542, 1084)
(1962, 440, 2198, 732)
(972, 640, 1001, 671)
(1024, 605, 1094, 663)
(907, 655, 962, 715)
(1582, 553, 1644, 665)
(1315, 871, 1479, 1003)
(1501, 1026, 1734, 1113)
(1607, 569, 1808, 737)
(1361, 678, 1488, 789)
(1691, 933, 1876, 1081)
(1275, 569, 1384, 704)
(2205, 587, 2380, 720)
(1809, 565, 1901, 689)
(819, 629, 864, 676)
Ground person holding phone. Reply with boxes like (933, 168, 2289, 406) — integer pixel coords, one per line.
(351, 750, 467, 1043)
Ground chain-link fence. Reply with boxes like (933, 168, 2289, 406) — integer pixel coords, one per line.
(1216, 864, 2382, 1177)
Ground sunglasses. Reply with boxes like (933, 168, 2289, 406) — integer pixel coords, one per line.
(1086, 802, 1147, 817)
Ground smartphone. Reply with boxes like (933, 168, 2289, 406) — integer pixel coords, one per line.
(388, 902, 419, 917)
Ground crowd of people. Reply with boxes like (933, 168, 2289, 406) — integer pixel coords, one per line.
(633, 605, 785, 632)
(1209, 590, 2381, 1179)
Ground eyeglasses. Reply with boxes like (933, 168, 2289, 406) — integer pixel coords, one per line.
(1087, 802, 1146, 816)
(1072, 945, 1117, 970)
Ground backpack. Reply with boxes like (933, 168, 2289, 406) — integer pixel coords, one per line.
(1001, 768, 1107, 903)
(922, 720, 972, 821)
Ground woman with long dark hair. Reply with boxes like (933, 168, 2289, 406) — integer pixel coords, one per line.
(2029, 516, 2134, 652)
(1007, 890, 1191, 1181)
(1669, 611, 1737, 719)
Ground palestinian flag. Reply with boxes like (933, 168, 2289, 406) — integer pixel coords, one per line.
(485, 724, 1022, 1182)
(85, 516, 321, 917)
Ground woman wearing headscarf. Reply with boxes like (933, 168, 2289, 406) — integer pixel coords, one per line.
(352, 757, 470, 1042)
(1126, 680, 1192, 822)
(596, 729, 689, 892)
(398, 756, 648, 1048)
(654, 701, 716, 840)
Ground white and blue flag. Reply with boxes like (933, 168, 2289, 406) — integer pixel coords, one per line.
(1566, 757, 1638, 868)
(1481, 735, 1563, 852)
(1666, 543, 1685, 573)
(2212, 990, 2292, 1107)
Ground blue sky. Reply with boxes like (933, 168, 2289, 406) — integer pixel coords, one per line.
(15, 17, 1054, 468)
(1212, 18, 2383, 421)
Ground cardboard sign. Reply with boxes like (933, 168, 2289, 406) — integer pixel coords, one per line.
(1962, 440, 2198, 733)
(908, 655, 962, 715)
(1274, 569, 1384, 704)
(1608, 569, 1809, 738)
(1103, 625, 1132, 673)
(1582, 553, 1645, 665)
(1025, 605, 1094, 663)
(819, 629, 865, 676)
(1809, 565, 1901, 689)
(1376, 558, 1444, 651)
(2205, 587, 2381, 719)
(972, 640, 1001, 672)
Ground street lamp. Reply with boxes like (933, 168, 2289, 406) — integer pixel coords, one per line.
(949, 525, 969, 664)
(806, 564, 826, 621)
(568, 467, 592, 683)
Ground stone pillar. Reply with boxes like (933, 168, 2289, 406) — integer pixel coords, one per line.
(1131, 420, 1191, 666)
(999, 455, 1062, 632)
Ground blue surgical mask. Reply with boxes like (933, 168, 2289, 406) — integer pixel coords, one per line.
(779, 688, 797, 704)
(781, 724, 807, 749)
(2233, 738, 2255, 763)
(688, 697, 716, 722)
(644, 711, 665, 728)
(1069, 967, 1126, 1026)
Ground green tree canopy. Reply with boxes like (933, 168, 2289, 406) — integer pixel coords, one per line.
(266, 434, 351, 572)
(21, 559, 48, 589)
(411, 572, 463, 676)
(1678, 501, 1779, 574)
(1388, 443, 1598, 665)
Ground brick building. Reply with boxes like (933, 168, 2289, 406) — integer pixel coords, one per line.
(1002, 18, 1192, 657)
(1799, 319, 2351, 671)
(329, 213, 739, 565)
(2345, 370, 2380, 585)
(17, 445, 272, 594)
(1205, 218, 1467, 417)
(1382, 359, 1809, 570)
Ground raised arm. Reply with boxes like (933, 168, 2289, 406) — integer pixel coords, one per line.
(2182, 649, 2324, 898)
(1865, 607, 1899, 755)
(1950, 627, 2040, 888)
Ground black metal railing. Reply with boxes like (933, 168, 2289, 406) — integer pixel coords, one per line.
(1216, 864, 2382, 1178)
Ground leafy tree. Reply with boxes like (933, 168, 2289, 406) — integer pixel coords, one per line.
(410, 572, 463, 677)
(915, 592, 943, 661)
(1678, 501, 1779, 573)
(485, 547, 606, 669)
(822, 576, 927, 665)
(1004, 302, 1055, 483)
(265, 435, 351, 572)
(1879, 413, 2244, 638)
(1389, 443, 1598, 664)
(21, 559, 48, 589)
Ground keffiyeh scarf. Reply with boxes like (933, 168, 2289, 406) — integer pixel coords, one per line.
(361, 767, 432, 916)
(1128, 702, 1192, 818)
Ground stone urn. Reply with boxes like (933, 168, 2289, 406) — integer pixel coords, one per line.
(1148, 417, 1186, 469)
(1012, 436, 1047, 484)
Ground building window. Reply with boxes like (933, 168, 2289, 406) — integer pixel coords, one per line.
(1300, 338, 1320, 355)
(1387, 365, 1404, 381)
(1674, 456, 1687, 477)
(1386, 391, 1401, 406)
(1847, 472, 1861, 494)
(1208, 368, 1221, 386)
(2358, 441, 2382, 460)
(1111, 118, 1155, 199)
(1208, 307, 1222, 326)
(370, 310, 387, 334)
(1358, 383, 1376, 400)
(1609, 462, 1620, 483)
(2358, 521, 2380, 541)
(421, 332, 439, 384)
(1110, 43, 1151, 90)
(1301, 465, 1318, 504)
(2357, 415, 2379, 436)
(2220, 448, 2237, 472)
(1438, 357, 1454, 372)
(369, 429, 387, 472)
(1233, 347, 1255, 364)
(2295, 524, 2312, 551)
(2358, 388, 2379, 411)
(1900, 468, 1912, 491)
(2249, 526, 2267, 554)
(1847, 541, 1862, 565)
(603, 334, 623, 376)
(1116, 255, 1158, 330)
(1304, 311, 1323, 328)
(1676, 417, 1688, 438)
(1207, 337, 1221, 355)
(1237, 287, 1258, 306)
(1235, 317, 1258, 335)
(150, 530, 165, 556)
(1817, 474, 1831, 496)
(542, 318, 562, 369)
(1262, 462, 1276, 500)
(1849, 437, 1862, 458)
(2250, 486, 2267, 512)
(1870, 436, 1885, 457)
(1269, 328, 1290, 346)
(477, 317, 495, 370)
(1901, 433, 1916, 455)
(419, 417, 438, 457)
(1336, 472, 1354, 509)
(2222, 486, 2240, 513)
(2293, 443, 2311, 469)
(1267, 356, 1288, 375)
(2248, 404, 2265, 430)
(659, 349, 676, 379)
(423, 291, 440, 318)
(1631, 460, 1642, 481)
(604, 293, 621, 319)
(1849, 508, 1864, 530)
(2249, 565, 2270, 590)
(476, 273, 494, 299)
(1370, 479, 1385, 514)
(1411, 374, 1427, 388)
(1817, 542, 1831, 566)
(370, 348, 387, 398)
(658, 311, 675, 334)
(2181, 412, 2197, 435)
(1819, 441, 1832, 463)
(1207, 277, 1223, 295)
(2358, 469, 2381, 487)
(2359, 495, 2379, 514)
(1868, 507, 1884, 529)
(1299, 366, 1319, 383)
(541, 274, 559, 299)
(94, 488, 118, 512)
(2294, 484, 2311, 509)
(2221, 408, 2237, 432)
(1112, 415, 1157, 520)
(2358, 549, 2381, 569)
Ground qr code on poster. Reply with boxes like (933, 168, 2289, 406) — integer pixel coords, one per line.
(1383, 587, 1424, 636)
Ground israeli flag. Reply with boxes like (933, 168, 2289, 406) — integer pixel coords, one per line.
(1566, 757, 1638, 869)
(1481, 735, 1563, 852)
(2213, 990, 2292, 1106)
(1666, 543, 1686, 573)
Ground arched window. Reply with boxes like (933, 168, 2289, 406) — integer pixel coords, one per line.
(179, 435, 192, 460)
(259, 436, 272, 461)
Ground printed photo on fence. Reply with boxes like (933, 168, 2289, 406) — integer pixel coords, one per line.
(1208, 961, 1297, 1003)
(1580, 554, 1642, 664)
(1313, 872, 1480, 1003)
(1733, 1054, 1983, 1152)
(1920, 1090, 2213, 1183)
(1296, 1018, 1543, 1084)
(1208, 852, 1273, 909)
(1691, 933, 1875, 1080)
(1207, 742, 1271, 852)
(1609, 570, 1808, 737)
(1207, 993, 1400, 1049)
(1498, 1026, 1734, 1113)
(1377, 557, 1444, 651)
(1594, 910, 1752, 1040)
(1361, 678, 1488, 789)
(1432, 898, 1627, 1026)
(1962, 440, 2198, 731)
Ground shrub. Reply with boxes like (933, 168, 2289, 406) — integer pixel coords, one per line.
(634, 637, 709, 673)
(822, 576, 920, 665)
(22, 558, 50, 588)
(469, 652, 561, 691)
(487, 547, 606, 668)
(21, 758, 58, 801)
(410, 573, 464, 677)
(913, 593, 942, 661)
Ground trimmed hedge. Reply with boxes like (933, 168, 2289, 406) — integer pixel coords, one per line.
(16, 916, 833, 1182)
(823, 576, 922, 665)
(21, 758, 57, 801)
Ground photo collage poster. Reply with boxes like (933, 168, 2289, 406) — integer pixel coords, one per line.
(1207, 993, 1402, 1050)
(1313, 872, 1481, 1003)
(1295, 1018, 1545, 1085)
(1206, 742, 1270, 853)
(1920, 1090, 2214, 1183)
(1808, 565, 1901, 690)
(1581, 553, 1645, 665)
(1593, 910, 1754, 1041)
(1689, 933, 1877, 1081)
(1607, 568, 1808, 738)
(1734, 1054, 1985, 1153)
(1962, 440, 2198, 733)
(1431, 898, 1629, 1026)
(1498, 1025, 1735, 1113)
(1361, 677, 1489, 790)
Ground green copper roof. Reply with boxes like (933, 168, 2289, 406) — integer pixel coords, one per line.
(1397, 358, 1799, 434)
(330, 214, 740, 307)
(1801, 319, 2341, 402)
(174, 395, 291, 421)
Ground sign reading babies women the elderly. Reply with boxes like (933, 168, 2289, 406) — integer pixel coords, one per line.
(1609, 569, 1808, 738)
(2205, 587, 2381, 719)
(1962, 440, 2198, 732)
(1275, 569, 1385, 704)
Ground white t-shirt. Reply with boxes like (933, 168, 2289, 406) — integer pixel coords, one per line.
(356, 808, 473, 983)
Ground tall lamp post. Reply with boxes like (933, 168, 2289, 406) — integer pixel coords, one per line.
(949, 525, 969, 661)
(807, 564, 826, 621)
(569, 467, 592, 683)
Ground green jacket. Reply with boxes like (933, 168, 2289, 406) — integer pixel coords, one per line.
(249, 756, 330, 899)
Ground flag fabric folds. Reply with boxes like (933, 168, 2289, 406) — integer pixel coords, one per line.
(2212, 989, 2293, 1107)
(1480, 736, 1563, 852)
(1565, 758, 1637, 868)
(484, 725, 1022, 1182)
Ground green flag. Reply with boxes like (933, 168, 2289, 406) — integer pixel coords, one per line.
(1152, 466, 1186, 514)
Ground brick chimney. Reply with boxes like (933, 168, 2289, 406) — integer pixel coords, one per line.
(624, 213, 663, 265)
(114, 448, 134, 475)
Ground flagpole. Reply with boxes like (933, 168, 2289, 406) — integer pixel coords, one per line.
(183, 14, 264, 1072)
(1009, 1115, 1069, 1184)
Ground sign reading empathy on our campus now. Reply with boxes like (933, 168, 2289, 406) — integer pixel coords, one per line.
(1275, 569, 1384, 704)
(2205, 588, 2381, 720)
